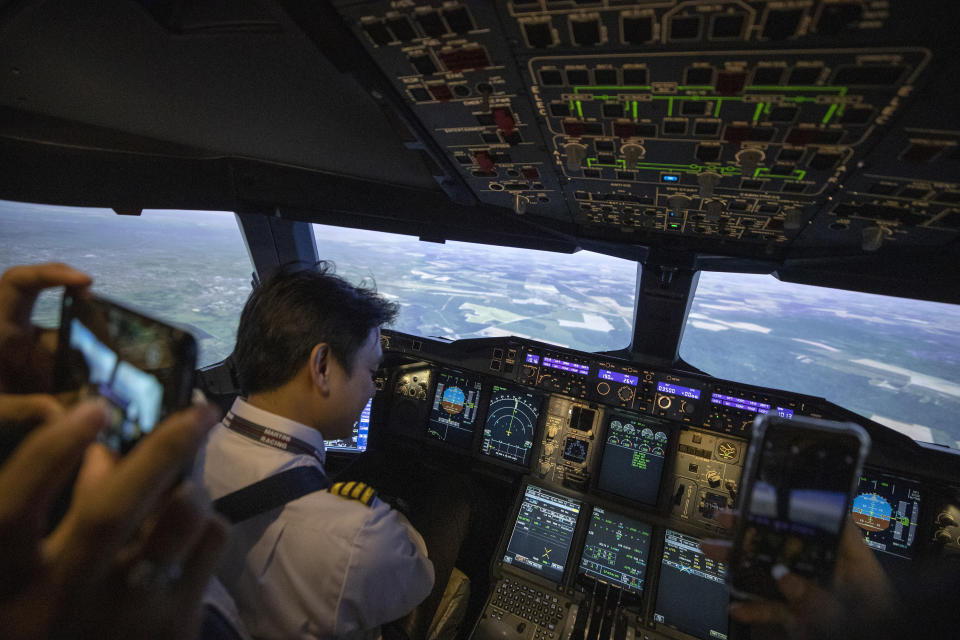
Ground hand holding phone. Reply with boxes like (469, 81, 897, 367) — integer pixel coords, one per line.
(55, 291, 197, 453)
(727, 414, 870, 601)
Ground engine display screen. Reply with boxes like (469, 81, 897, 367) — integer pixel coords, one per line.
(578, 507, 653, 594)
(503, 485, 582, 583)
(851, 470, 921, 559)
(481, 385, 542, 467)
(654, 530, 729, 640)
(597, 416, 670, 506)
(425, 370, 483, 449)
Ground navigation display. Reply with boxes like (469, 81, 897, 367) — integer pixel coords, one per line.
(503, 485, 582, 583)
(852, 471, 922, 559)
(481, 385, 542, 466)
(578, 507, 653, 594)
(654, 530, 729, 640)
(328, 400, 371, 452)
(597, 416, 670, 505)
(426, 370, 483, 449)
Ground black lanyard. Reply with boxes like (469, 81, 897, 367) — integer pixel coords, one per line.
(223, 412, 326, 466)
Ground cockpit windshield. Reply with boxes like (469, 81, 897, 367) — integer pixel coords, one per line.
(680, 272, 960, 449)
(312, 224, 637, 352)
(0, 201, 251, 367)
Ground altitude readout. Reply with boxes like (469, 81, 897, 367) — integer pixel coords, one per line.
(851, 472, 922, 559)
(426, 371, 482, 449)
(504, 485, 581, 583)
(597, 417, 669, 505)
(578, 507, 653, 594)
(481, 386, 542, 466)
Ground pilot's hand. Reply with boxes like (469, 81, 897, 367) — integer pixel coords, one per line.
(702, 511, 896, 640)
(0, 400, 228, 640)
(0, 262, 92, 394)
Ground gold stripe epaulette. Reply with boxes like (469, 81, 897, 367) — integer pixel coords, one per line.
(328, 481, 377, 507)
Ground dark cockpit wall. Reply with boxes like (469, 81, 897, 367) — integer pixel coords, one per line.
(3, 1, 960, 640)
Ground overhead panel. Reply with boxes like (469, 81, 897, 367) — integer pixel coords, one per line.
(331, 0, 958, 256)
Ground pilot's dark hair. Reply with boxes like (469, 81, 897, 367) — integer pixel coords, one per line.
(233, 261, 397, 395)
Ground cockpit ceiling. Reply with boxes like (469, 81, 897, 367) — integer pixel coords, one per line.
(0, 0, 959, 301)
(0, 0, 438, 188)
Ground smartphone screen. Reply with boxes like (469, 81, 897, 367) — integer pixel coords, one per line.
(729, 417, 868, 599)
(56, 292, 196, 453)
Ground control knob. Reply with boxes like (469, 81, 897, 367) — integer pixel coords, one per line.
(477, 83, 494, 110)
(935, 529, 954, 545)
(622, 144, 645, 169)
(705, 199, 724, 222)
(618, 386, 634, 402)
(682, 401, 695, 414)
(784, 207, 804, 230)
(513, 193, 528, 215)
(938, 511, 957, 527)
(706, 471, 722, 488)
(862, 226, 885, 252)
(667, 195, 692, 212)
(657, 395, 672, 409)
(735, 148, 764, 173)
(564, 143, 588, 171)
(596, 381, 611, 396)
(698, 172, 722, 198)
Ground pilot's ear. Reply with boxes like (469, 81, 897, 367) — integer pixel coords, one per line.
(309, 343, 331, 392)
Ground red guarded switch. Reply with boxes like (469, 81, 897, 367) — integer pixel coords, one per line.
(474, 150, 496, 173)
(492, 107, 516, 135)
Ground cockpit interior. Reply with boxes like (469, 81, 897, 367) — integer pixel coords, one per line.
(1, 1, 959, 639)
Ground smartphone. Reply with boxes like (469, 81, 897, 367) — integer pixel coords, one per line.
(55, 291, 197, 454)
(727, 414, 870, 600)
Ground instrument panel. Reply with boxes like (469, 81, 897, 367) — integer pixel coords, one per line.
(375, 329, 956, 554)
(366, 329, 960, 640)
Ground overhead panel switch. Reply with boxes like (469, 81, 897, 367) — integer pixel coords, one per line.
(698, 171, 722, 198)
(622, 144, 645, 168)
(564, 143, 588, 171)
(736, 148, 765, 174)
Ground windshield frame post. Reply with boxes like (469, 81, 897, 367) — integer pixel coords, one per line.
(235, 212, 319, 281)
(628, 262, 700, 365)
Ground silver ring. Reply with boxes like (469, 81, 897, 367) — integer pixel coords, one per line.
(126, 558, 182, 589)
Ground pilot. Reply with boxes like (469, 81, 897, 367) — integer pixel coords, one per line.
(193, 263, 434, 639)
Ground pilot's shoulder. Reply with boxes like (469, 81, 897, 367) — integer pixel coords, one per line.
(328, 480, 378, 507)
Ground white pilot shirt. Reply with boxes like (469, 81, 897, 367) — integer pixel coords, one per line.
(193, 398, 435, 640)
